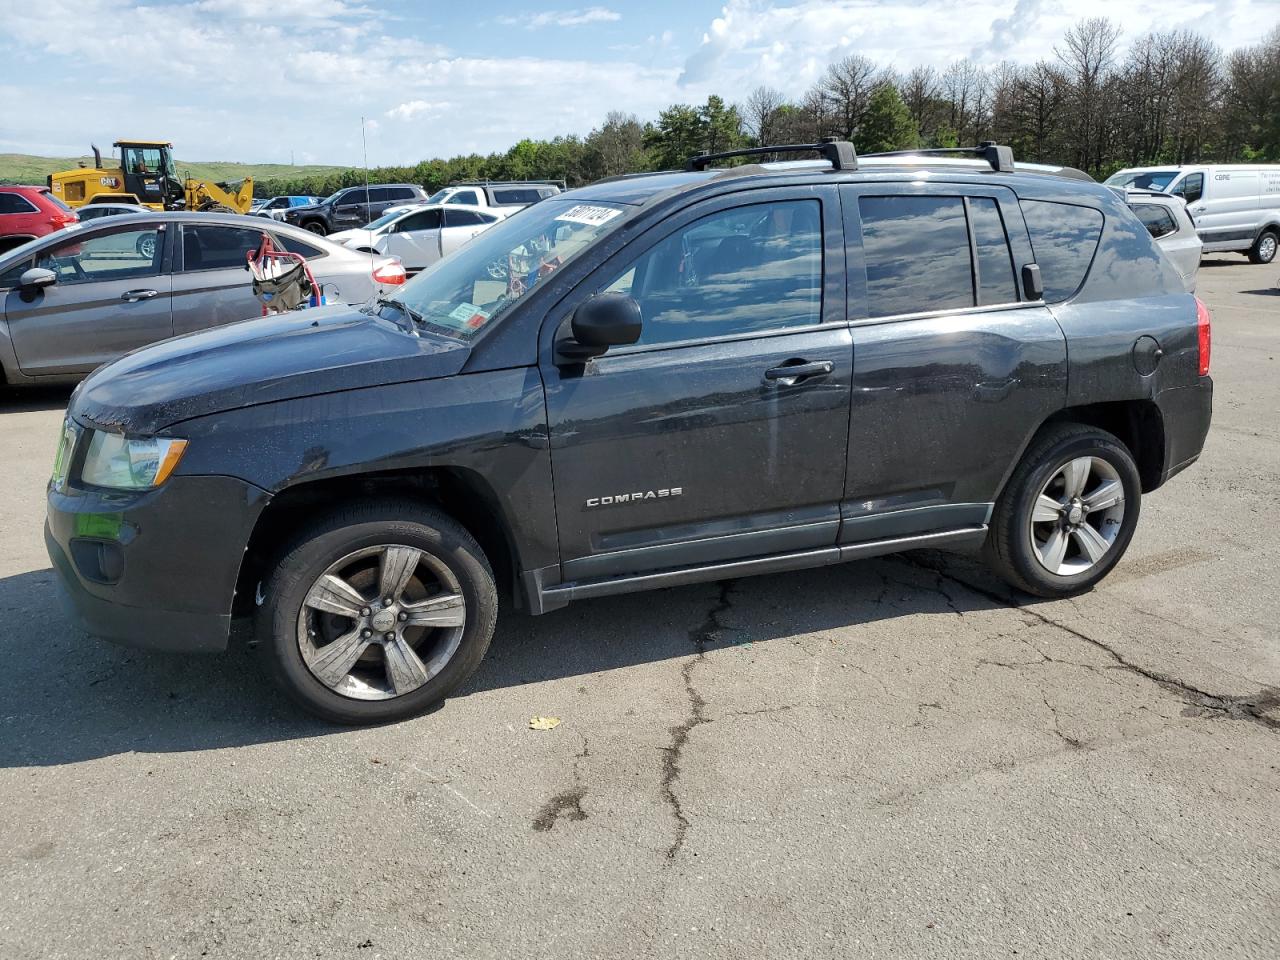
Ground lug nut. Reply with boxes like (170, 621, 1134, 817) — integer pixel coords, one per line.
(384, 597, 394, 606)
(361, 607, 370, 617)
(384, 632, 396, 641)
(398, 612, 407, 622)
(361, 629, 372, 638)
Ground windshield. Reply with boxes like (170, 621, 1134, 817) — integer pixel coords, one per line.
(364, 210, 412, 232)
(424, 189, 453, 204)
(389, 199, 627, 340)
(1105, 169, 1179, 191)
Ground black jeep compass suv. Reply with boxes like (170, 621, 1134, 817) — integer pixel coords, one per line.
(46, 141, 1213, 723)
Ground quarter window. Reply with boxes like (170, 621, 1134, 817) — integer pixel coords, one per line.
(1130, 203, 1178, 240)
(603, 199, 823, 347)
(1020, 200, 1104, 302)
(969, 198, 1019, 305)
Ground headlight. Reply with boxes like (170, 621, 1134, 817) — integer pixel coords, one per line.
(80, 432, 188, 490)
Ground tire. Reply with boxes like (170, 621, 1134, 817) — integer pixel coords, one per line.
(984, 424, 1141, 598)
(1248, 229, 1278, 265)
(302, 220, 328, 235)
(255, 500, 497, 724)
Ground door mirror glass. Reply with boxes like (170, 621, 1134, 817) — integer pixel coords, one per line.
(562, 293, 642, 360)
(19, 267, 57, 290)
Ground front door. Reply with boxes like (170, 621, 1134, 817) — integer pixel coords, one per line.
(838, 182, 1068, 542)
(380, 209, 443, 271)
(2, 223, 173, 376)
(540, 187, 852, 581)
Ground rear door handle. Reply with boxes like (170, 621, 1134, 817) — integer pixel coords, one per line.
(764, 360, 833, 385)
(121, 289, 159, 301)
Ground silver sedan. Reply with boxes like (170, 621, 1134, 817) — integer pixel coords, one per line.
(0, 212, 404, 386)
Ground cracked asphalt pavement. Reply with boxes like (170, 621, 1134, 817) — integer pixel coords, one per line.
(2, 258, 1278, 959)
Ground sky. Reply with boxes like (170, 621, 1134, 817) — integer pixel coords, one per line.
(0, 0, 1276, 167)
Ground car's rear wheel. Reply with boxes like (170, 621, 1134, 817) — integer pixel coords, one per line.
(1248, 229, 1278, 265)
(256, 501, 496, 724)
(302, 220, 328, 235)
(984, 424, 1141, 598)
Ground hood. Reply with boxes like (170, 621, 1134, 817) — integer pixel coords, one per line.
(285, 201, 326, 217)
(72, 305, 470, 435)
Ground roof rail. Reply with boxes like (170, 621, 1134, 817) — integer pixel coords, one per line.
(861, 141, 1015, 173)
(452, 178, 568, 189)
(686, 139, 858, 172)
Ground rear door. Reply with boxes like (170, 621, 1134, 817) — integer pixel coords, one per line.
(1, 223, 173, 376)
(170, 222, 272, 335)
(379, 209, 443, 271)
(839, 183, 1067, 542)
(540, 187, 852, 580)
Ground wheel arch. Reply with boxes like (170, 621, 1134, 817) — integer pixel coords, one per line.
(997, 399, 1167, 501)
(233, 466, 521, 618)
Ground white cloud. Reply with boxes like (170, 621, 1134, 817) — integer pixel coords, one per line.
(385, 100, 447, 121)
(496, 7, 622, 29)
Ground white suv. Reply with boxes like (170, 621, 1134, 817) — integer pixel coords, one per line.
(425, 182, 561, 212)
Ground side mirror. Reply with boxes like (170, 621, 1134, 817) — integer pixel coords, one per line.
(19, 267, 57, 291)
(559, 293, 642, 362)
(1021, 263, 1044, 302)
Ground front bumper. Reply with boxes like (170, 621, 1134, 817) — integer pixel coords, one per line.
(46, 474, 270, 653)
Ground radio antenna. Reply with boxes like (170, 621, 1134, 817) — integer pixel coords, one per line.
(361, 116, 375, 283)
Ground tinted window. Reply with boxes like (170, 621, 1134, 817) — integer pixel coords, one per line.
(492, 188, 540, 205)
(272, 233, 326, 259)
(1179, 173, 1204, 204)
(368, 188, 392, 203)
(604, 199, 822, 347)
(388, 187, 417, 200)
(1020, 200, 1104, 302)
(859, 196, 972, 317)
(444, 209, 484, 227)
(337, 189, 368, 206)
(1130, 203, 1178, 240)
(969, 197, 1019, 305)
(447, 191, 482, 206)
(43, 192, 75, 215)
(181, 225, 265, 271)
(0, 192, 37, 214)
(398, 209, 442, 231)
(35, 227, 163, 284)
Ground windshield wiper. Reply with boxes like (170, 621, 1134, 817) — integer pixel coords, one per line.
(373, 296, 423, 331)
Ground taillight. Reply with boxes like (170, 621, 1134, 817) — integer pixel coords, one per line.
(372, 259, 406, 286)
(1195, 296, 1211, 376)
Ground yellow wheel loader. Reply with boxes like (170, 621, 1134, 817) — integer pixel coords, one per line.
(48, 140, 254, 214)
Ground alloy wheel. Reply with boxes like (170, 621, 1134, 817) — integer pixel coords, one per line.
(1028, 456, 1126, 576)
(1259, 234, 1277, 263)
(296, 544, 466, 701)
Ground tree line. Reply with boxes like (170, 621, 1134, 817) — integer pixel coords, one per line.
(254, 19, 1280, 198)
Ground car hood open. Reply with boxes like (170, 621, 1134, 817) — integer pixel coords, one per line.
(72, 305, 471, 435)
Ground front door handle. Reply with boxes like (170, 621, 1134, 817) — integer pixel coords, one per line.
(764, 360, 833, 385)
(121, 289, 159, 301)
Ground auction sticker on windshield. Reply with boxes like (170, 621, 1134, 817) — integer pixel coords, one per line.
(554, 205, 623, 227)
(441, 302, 492, 332)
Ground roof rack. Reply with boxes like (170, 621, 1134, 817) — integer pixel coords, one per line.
(452, 178, 568, 189)
(861, 141, 1015, 173)
(686, 139, 858, 172)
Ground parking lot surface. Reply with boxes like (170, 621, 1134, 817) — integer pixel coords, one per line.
(1, 258, 1277, 959)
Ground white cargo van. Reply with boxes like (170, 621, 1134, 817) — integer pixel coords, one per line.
(1105, 164, 1280, 264)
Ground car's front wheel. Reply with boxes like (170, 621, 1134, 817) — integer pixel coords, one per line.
(1248, 229, 1277, 265)
(256, 501, 497, 724)
(984, 424, 1141, 598)
(302, 220, 328, 235)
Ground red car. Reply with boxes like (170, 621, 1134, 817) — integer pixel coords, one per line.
(0, 185, 79, 254)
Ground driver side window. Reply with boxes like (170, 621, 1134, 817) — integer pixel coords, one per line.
(35, 228, 164, 285)
(603, 199, 823, 347)
(1177, 174, 1204, 204)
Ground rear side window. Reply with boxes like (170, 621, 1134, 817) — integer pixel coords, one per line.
(42, 191, 75, 215)
(492, 188, 541, 205)
(387, 187, 417, 201)
(969, 198, 1019, 306)
(181, 225, 266, 271)
(444, 209, 485, 227)
(857, 196, 973, 317)
(1020, 200, 1103, 302)
(1130, 203, 1178, 240)
(0, 192, 38, 214)
(272, 233, 326, 259)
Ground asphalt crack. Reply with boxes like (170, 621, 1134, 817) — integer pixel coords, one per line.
(532, 736, 590, 832)
(660, 580, 735, 860)
(897, 554, 1280, 733)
